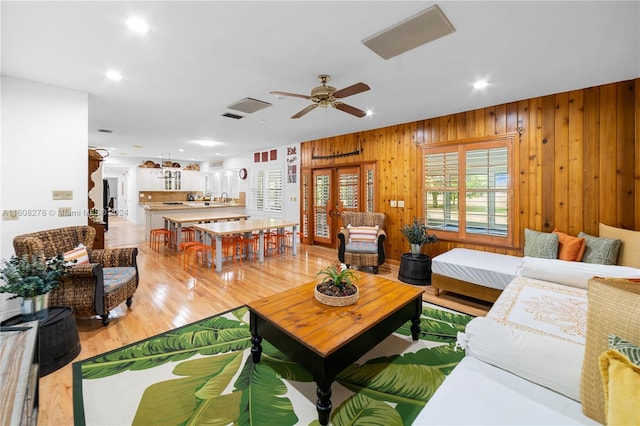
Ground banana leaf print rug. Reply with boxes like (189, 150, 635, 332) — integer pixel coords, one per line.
(73, 302, 472, 426)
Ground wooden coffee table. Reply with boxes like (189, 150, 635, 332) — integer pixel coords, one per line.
(248, 274, 424, 425)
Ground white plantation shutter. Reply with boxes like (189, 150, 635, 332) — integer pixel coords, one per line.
(251, 170, 265, 211)
(265, 168, 283, 213)
(250, 166, 283, 214)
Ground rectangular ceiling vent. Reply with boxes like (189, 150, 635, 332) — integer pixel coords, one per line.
(208, 160, 224, 169)
(227, 97, 272, 114)
(222, 112, 245, 120)
(362, 4, 455, 60)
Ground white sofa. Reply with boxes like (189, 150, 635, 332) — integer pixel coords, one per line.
(415, 258, 640, 425)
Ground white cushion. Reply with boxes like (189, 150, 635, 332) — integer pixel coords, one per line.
(518, 256, 640, 289)
(458, 317, 584, 401)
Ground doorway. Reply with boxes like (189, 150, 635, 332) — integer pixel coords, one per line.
(301, 163, 375, 248)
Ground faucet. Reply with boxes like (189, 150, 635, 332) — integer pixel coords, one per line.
(221, 192, 228, 202)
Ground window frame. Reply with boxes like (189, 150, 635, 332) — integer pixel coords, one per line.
(420, 133, 519, 249)
(249, 165, 284, 216)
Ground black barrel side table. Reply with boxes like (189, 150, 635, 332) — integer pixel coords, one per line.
(398, 254, 432, 285)
(1, 306, 81, 376)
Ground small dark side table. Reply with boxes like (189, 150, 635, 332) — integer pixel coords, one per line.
(398, 253, 432, 285)
(1, 306, 81, 376)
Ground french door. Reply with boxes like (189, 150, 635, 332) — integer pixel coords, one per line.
(302, 163, 375, 248)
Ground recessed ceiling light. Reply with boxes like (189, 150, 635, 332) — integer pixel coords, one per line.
(105, 70, 123, 81)
(178, 149, 184, 152)
(473, 80, 489, 89)
(193, 140, 220, 147)
(127, 17, 149, 33)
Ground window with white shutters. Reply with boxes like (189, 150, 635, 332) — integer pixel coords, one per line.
(422, 135, 516, 247)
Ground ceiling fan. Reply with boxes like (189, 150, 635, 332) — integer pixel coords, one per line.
(271, 74, 370, 119)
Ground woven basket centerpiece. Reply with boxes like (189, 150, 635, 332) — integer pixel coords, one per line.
(314, 265, 360, 307)
(314, 284, 359, 306)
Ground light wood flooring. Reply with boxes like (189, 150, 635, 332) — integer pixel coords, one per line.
(38, 216, 491, 425)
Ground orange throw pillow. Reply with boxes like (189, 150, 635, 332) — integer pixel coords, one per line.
(553, 229, 586, 261)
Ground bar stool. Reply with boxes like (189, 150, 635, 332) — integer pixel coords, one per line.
(181, 226, 195, 242)
(177, 241, 202, 269)
(239, 233, 259, 262)
(265, 229, 286, 256)
(185, 242, 214, 274)
(149, 228, 172, 252)
(284, 229, 301, 253)
(222, 235, 241, 265)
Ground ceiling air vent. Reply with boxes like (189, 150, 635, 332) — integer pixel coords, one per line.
(222, 112, 244, 120)
(362, 4, 455, 60)
(208, 160, 224, 169)
(227, 97, 272, 114)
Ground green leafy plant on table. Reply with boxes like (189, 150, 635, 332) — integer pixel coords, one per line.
(400, 219, 438, 246)
(315, 264, 359, 297)
(0, 253, 71, 299)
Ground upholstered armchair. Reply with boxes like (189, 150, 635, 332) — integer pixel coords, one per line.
(337, 212, 387, 273)
(13, 225, 139, 326)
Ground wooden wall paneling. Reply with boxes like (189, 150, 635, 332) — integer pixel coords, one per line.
(495, 104, 507, 135)
(541, 95, 556, 231)
(517, 100, 530, 245)
(485, 107, 496, 136)
(554, 92, 570, 233)
(616, 81, 635, 229)
(583, 87, 601, 235)
(439, 116, 449, 141)
(474, 109, 486, 137)
(599, 84, 618, 226)
(299, 79, 639, 263)
(530, 98, 544, 231)
(423, 120, 433, 145)
(636, 79, 640, 230)
(455, 112, 466, 140)
(506, 103, 518, 134)
(567, 90, 585, 235)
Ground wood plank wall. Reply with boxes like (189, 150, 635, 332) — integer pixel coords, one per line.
(300, 79, 640, 262)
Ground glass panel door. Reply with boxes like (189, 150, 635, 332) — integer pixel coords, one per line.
(312, 169, 332, 245)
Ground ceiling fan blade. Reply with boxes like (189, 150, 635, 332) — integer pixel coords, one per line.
(333, 82, 370, 99)
(270, 91, 311, 100)
(335, 102, 367, 118)
(291, 104, 318, 119)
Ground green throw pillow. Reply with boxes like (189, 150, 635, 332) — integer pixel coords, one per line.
(577, 232, 621, 265)
(524, 228, 559, 259)
(609, 335, 640, 366)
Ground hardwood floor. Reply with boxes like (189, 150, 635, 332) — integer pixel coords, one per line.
(38, 216, 490, 425)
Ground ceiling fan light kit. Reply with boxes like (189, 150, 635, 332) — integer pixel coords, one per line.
(271, 74, 370, 119)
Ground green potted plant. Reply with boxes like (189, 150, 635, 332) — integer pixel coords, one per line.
(401, 219, 437, 255)
(314, 264, 359, 306)
(0, 253, 71, 321)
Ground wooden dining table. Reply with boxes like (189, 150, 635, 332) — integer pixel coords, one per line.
(192, 218, 299, 272)
(163, 212, 250, 249)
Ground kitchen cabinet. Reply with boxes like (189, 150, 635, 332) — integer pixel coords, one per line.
(137, 169, 164, 191)
(182, 170, 203, 191)
(137, 168, 202, 191)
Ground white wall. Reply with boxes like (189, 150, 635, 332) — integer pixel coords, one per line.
(223, 143, 300, 223)
(0, 76, 88, 319)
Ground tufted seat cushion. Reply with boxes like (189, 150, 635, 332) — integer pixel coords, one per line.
(103, 267, 137, 294)
(345, 241, 378, 254)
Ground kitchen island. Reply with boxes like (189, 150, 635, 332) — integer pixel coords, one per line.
(140, 201, 247, 241)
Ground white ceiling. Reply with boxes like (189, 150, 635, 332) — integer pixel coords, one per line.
(2, 1, 639, 169)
